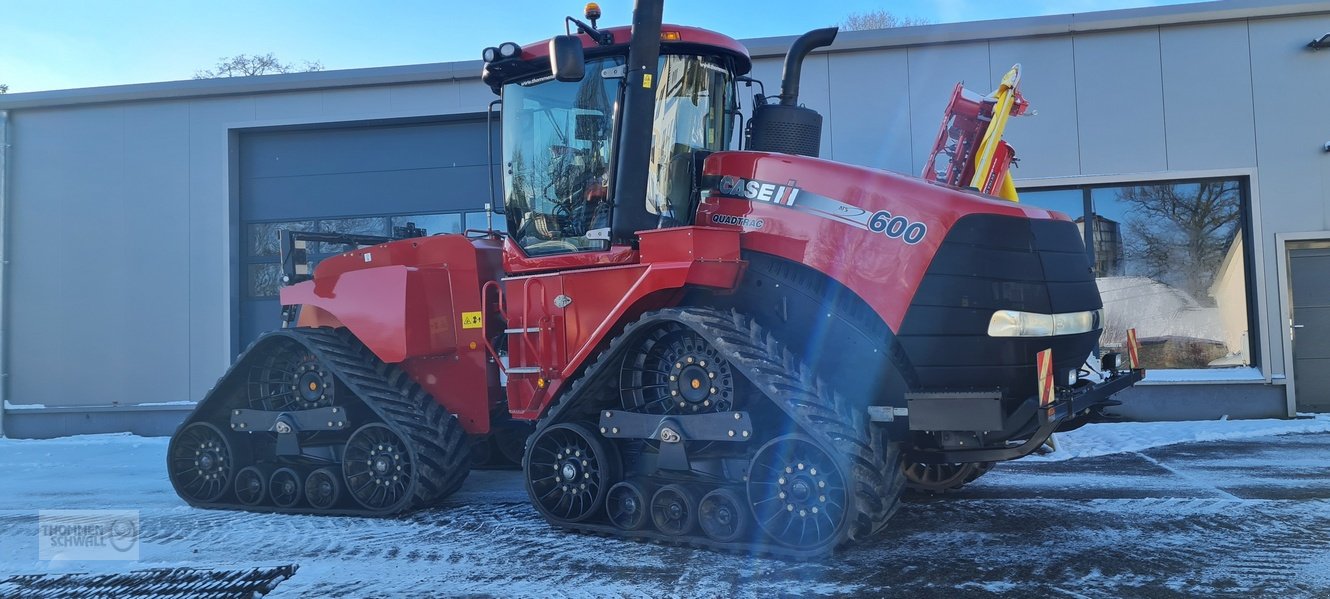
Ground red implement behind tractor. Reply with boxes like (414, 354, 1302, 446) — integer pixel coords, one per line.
(168, 1, 1142, 557)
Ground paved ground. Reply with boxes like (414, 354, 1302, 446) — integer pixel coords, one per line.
(2, 431, 1330, 597)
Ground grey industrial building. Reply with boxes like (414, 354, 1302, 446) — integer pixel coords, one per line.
(1, 0, 1328, 438)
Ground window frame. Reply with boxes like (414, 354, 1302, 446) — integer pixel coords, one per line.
(1019, 174, 1261, 370)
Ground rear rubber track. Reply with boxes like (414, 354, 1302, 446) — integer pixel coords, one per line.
(527, 307, 905, 558)
(171, 327, 470, 516)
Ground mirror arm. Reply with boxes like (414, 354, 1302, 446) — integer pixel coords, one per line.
(565, 16, 615, 46)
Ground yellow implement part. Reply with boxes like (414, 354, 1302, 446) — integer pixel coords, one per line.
(969, 64, 1022, 202)
(997, 171, 1019, 202)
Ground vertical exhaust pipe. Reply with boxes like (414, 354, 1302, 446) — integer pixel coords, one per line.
(609, 0, 665, 245)
(747, 27, 838, 157)
(778, 27, 838, 106)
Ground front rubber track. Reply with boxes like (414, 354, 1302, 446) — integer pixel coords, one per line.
(527, 307, 905, 559)
(167, 327, 470, 517)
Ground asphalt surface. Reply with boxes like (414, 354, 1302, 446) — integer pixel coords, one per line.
(2, 432, 1330, 598)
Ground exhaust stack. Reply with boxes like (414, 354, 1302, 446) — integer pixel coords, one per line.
(747, 27, 838, 157)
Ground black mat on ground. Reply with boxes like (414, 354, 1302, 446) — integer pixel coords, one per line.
(0, 565, 297, 598)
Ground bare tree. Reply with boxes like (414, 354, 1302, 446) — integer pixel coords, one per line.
(841, 9, 930, 31)
(1119, 181, 1242, 304)
(0, 83, 8, 94)
(194, 53, 324, 79)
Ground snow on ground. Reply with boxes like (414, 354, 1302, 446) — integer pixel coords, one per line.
(3, 418, 1330, 597)
(1032, 413, 1330, 461)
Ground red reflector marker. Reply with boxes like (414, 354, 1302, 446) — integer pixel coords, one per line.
(1037, 348, 1055, 418)
(1126, 328, 1141, 370)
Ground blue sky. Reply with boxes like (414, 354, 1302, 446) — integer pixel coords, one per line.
(2, 0, 1200, 93)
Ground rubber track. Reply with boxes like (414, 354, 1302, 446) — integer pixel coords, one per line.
(171, 327, 470, 516)
(527, 307, 905, 558)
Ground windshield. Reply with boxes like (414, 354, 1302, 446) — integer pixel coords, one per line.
(502, 57, 622, 256)
(501, 54, 733, 255)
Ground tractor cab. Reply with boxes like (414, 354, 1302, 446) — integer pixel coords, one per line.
(480, 6, 750, 264)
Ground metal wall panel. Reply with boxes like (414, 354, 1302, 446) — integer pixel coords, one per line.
(9, 102, 192, 409)
(1249, 13, 1330, 376)
(188, 97, 258, 401)
(1073, 29, 1168, 175)
(1159, 21, 1258, 171)
(906, 43, 991, 176)
(989, 36, 1082, 179)
(826, 48, 914, 175)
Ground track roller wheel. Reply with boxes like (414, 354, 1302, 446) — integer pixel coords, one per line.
(650, 484, 696, 536)
(606, 481, 650, 531)
(747, 434, 850, 550)
(524, 423, 618, 523)
(904, 462, 981, 494)
(698, 488, 749, 543)
(234, 466, 267, 507)
(270, 468, 303, 508)
(168, 422, 236, 503)
(305, 467, 342, 510)
(247, 341, 336, 411)
(343, 423, 413, 512)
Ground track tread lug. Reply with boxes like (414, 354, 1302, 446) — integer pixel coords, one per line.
(169, 327, 472, 517)
(525, 306, 904, 557)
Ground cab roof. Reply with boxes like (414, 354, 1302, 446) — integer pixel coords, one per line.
(481, 24, 751, 92)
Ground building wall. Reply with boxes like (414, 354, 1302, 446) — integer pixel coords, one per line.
(6, 82, 492, 433)
(3, 4, 1329, 435)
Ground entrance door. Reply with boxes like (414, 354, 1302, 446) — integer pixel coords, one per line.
(1290, 246, 1330, 412)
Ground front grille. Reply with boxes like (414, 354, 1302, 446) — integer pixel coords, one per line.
(898, 214, 1100, 397)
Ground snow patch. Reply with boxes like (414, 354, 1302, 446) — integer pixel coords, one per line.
(1034, 414, 1330, 461)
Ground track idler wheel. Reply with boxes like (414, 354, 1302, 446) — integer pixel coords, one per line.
(606, 481, 650, 531)
(168, 422, 237, 504)
(524, 423, 618, 524)
(247, 340, 336, 411)
(650, 484, 697, 536)
(747, 434, 851, 550)
(343, 423, 413, 512)
(270, 468, 304, 508)
(234, 466, 268, 507)
(698, 488, 749, 543)
(305, 467, 342, 510)
(904, 462, 983, 494)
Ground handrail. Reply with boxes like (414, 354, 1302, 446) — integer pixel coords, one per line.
(479, 280, 507, 374)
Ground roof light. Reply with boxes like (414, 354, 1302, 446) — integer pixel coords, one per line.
(482, 47, 499, 63)
(585, 2, 602, 23)
(661, 31, 681, 41)
(498, 42, 521, 59)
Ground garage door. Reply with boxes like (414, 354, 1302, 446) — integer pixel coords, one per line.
(238, 117, 498, 350)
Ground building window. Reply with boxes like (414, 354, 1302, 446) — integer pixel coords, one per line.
(1022, 177, 1252, 370)
(244, 211, 481, 299)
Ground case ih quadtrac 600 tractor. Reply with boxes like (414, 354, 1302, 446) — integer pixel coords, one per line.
(168, 1, 1142, 556)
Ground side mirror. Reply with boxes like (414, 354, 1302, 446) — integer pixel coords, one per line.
(549, 35, 585, 82)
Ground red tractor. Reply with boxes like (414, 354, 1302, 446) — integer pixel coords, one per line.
(168, 1, 1142, 557)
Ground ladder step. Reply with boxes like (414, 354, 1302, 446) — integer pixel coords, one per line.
(504, 327, 542, 334)
(507, 367, 541, 375)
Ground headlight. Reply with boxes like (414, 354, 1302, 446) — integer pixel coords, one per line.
(988, 309, 1103, 337)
